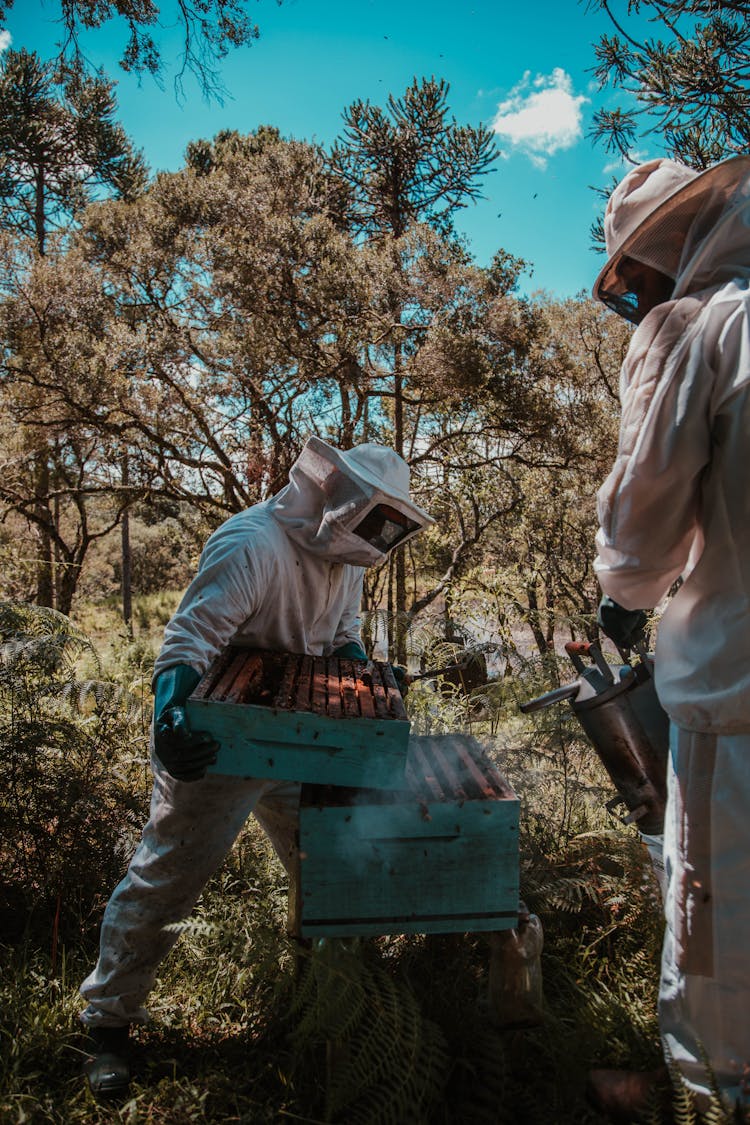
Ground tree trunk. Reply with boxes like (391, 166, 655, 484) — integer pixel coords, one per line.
(392, 350, 408, 665)
(121, 456, 133, 634)
(34, 456, 54, 607)
(56, 558, 78, 617)
(35, 165, 46, 256)
(53, 493, 61, 609)
(526, 582, 553, 663)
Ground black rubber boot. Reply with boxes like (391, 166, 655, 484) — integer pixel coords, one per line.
(82, 1025, 131, 1100)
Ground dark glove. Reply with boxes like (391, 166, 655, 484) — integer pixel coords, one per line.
(153, 664, 219, 783)
(390, 664, 409, 697)
(331, 642, 368, 661)
(597, 596, 648, 652)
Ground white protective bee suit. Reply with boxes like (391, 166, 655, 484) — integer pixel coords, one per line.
(80, 438, 432, 1028)
(593, 156, 750, 1110)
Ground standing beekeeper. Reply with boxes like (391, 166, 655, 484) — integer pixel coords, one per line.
(587, 155, 750, 1122)
(78, 437, 433, 1098)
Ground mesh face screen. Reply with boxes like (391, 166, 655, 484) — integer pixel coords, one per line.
(624, 204, 698, 281)
(600, 289, 642, 325)
(351, 505, 421, 551)
(600, 253, 676, 324)
(599, 183, 739, 313)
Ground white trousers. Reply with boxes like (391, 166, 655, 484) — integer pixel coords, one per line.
(79, 756, 300, 1028)
(660, 726, 750, 1111)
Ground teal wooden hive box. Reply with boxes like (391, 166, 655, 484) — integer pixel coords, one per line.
(289, 734, 519, 938)
(186, 646, 410, 790)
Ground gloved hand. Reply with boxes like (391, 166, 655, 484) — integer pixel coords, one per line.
(331, 642, 369, 661)
(390, 664, 410, 697)
(153, 664, 220, 783)
(597, 595, 649, 652)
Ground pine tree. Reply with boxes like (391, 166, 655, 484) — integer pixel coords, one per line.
(329, 78, 497, 661)
(0, 48, 146, 609)
(0, 48, 146, 255)
(588, 0, 750, 167)
(0, 0, 259, 99)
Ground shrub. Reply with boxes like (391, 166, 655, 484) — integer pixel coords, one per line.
(0, 602, 150, 949)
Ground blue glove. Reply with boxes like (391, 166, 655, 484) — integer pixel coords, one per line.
(331, 642, 368, 661)
(597, 596, 648, 651)
(390, 664, 409, 697)
(153, 664, 219, 783)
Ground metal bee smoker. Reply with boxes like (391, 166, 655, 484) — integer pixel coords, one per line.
(520, 641, 669, 835)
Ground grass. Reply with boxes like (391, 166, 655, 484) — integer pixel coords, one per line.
(0, 768, 668, 1125)
(0, 601, 744, 1124)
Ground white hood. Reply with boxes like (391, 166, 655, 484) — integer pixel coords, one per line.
(593, 156, 750, 322)
(672, 184, 750, 299)
(266, 437, 434, 567)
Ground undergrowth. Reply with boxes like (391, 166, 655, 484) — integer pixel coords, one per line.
(0, 602, 746, 1123)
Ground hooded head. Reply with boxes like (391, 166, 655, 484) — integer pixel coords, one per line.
(593, 155, 750, 323)
(266, 437, 434, 566)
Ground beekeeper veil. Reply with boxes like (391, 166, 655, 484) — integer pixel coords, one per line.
(267, 437, 434, 566)
(593, 155, 750, 323)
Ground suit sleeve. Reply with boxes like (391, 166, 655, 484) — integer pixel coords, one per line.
(595, 301, 714, 611)
(153, 524, 262, 683)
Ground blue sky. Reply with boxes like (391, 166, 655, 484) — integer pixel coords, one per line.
(2, 0, 654, 299)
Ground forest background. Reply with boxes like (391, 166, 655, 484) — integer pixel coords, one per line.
(1, 2, 749, 1122)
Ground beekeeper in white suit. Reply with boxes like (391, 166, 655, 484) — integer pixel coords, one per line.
(78, 437, 433, 1098)
(587, 155, 750, 1122)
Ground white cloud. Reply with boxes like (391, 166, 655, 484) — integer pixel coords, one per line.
(492, 68, 588, 168)
(0, 30, 11, 53)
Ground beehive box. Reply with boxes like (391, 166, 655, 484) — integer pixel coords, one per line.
(186, 646, 410, 789)
(290, 734, 519, 937)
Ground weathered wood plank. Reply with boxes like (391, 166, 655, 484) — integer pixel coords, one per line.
(295, 654, 313, 712)
(213, 650, 251, 702)
(340, 660, 360, 718)
(225, 652, 264, 704)
(369, 665, 390, 720)
(295, 733, 520, 937)
(478, 754, 517, 799)
(274, 653, 299, 710)
(454, 738, 508, 801)
(311, 657, 327, 716)
(326, 662, 342, 719)
(190, 702, 410, 787)
(297, 911, 519, 938)
(298, 804, 518, 931)
(356, 664, 376, 719)
(189, 647, 236, 701)
(406, 739, 446, 802)
(428, 740, 469, 803)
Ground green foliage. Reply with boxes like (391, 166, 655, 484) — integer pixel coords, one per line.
(0, 0, 262, 102)
(0, 945, 88, 1121)
(330, 76, 497, 241)
(0, 49, 147, 252)
(0, 602, 149, 944)
(1, 610, 747, 1124)
(587, 0, 750, 166)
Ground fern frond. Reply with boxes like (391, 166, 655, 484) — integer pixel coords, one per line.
(0, 601, 99, 679)
(56, 678, 143, 723)
(292, 941, 449, 1124)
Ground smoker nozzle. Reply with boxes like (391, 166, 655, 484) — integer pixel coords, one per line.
(519, 680, 582, 714)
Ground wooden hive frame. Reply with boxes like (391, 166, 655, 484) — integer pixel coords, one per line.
(186, 646, 411, 790)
